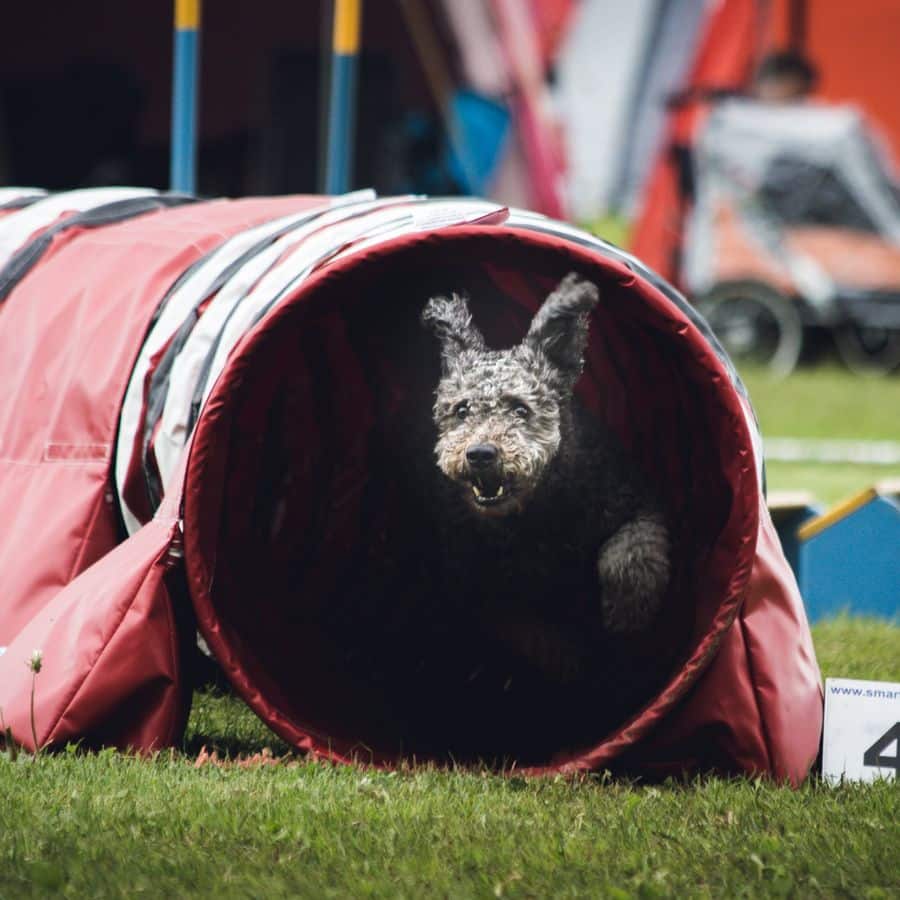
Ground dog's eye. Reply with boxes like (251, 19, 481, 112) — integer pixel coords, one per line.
(455, 402, 470, 420)
(513, 404, 531, 419)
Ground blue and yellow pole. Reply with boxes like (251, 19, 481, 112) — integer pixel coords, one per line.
(324, 0, 362, 194)
(170, 0, 202, 194)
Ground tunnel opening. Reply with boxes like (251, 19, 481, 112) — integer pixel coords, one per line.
(182, 228, 757, 770)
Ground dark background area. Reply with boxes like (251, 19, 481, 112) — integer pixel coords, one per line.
(0, 1, 458, 197)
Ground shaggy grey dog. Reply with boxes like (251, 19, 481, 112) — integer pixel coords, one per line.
(421, 272, 670, 685)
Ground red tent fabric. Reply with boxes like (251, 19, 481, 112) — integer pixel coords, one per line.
(0, 193, 822, 782)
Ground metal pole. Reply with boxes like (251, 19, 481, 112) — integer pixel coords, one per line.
(324, 0, 362, 194)
(170, 0, 202, 194)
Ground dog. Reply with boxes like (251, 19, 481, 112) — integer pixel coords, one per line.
(421, 272, 670, 685)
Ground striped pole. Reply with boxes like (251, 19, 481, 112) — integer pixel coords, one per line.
(170, 0, 202, 194)
(324, 0, 362, 194)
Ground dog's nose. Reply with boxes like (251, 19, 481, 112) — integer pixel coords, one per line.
(466, 443, 499, 467)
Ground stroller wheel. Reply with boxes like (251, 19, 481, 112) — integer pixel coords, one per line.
(833, 325, 900, 375)
(696, 281, 803, 377)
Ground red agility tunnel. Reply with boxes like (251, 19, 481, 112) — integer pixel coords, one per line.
(0, 190, 822, 782)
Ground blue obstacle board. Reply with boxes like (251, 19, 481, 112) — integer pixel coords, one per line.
(767, 491, 822, 578)
(798, 489, 900, 621)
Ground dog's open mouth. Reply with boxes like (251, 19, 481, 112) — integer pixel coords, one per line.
(469, 471, 509, 507)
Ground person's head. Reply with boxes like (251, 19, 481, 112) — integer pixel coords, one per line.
(753, 51, 818, 102)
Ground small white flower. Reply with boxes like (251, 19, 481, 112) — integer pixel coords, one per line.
(27, 649, 43, 674)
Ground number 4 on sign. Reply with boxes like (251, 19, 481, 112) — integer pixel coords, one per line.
(863, 723, 900, 775)
(822, 677, 900, 784)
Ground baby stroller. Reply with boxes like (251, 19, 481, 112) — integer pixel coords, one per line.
(681, 100, 900, 375)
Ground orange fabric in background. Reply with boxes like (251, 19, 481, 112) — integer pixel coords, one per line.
(768, 0, 900, 164)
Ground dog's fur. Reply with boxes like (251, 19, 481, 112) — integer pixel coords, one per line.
(421, 273, 670, 684)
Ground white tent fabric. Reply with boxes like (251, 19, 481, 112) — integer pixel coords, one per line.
(612, 0, 708, 215)
(555, 0, 657, 221)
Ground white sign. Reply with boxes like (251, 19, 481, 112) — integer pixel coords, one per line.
(823, 677, 900, 784)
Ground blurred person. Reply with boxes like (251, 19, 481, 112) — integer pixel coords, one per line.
(752, 50, 819, 104)
(667, 49, 820, 109)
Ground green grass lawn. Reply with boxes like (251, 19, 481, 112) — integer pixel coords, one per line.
(2, 619, 898, 899)
(739, 365, 900, 505)
(740, 366, 900, 443)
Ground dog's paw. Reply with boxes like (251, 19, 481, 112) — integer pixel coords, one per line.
(597, 513, 670, 633)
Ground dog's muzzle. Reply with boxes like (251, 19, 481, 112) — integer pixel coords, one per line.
(464, 443, 510, 507)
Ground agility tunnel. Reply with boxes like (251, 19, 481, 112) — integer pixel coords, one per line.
(0, 189, 822, 781)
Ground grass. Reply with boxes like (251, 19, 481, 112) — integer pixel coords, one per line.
(3, 305, 899, 897)
(763, 463, 896, 507)
(740, 366, 900, 443)
(587, 216, 631, 250)
(811, 617, 899, 683)
(2, 619, 898, 899)
(739, 364, 900, 505)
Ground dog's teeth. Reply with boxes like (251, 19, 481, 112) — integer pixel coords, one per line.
(496, 485, 504, 497)
(472, 484, 482, 497)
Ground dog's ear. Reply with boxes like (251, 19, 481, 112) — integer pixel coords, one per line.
(524, 273, 600, 385)
(421, 293, 486, 371)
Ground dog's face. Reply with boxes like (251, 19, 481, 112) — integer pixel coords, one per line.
(422, 273, 599, 517)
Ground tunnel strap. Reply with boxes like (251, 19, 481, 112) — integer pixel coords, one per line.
(0, 194, 196, 304)
(0, 187, 159, 271)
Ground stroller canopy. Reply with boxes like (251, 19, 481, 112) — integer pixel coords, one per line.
(684, 100, 900, 295)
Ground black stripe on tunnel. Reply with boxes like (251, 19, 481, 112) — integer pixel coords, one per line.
(0, 194, 196, 305)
